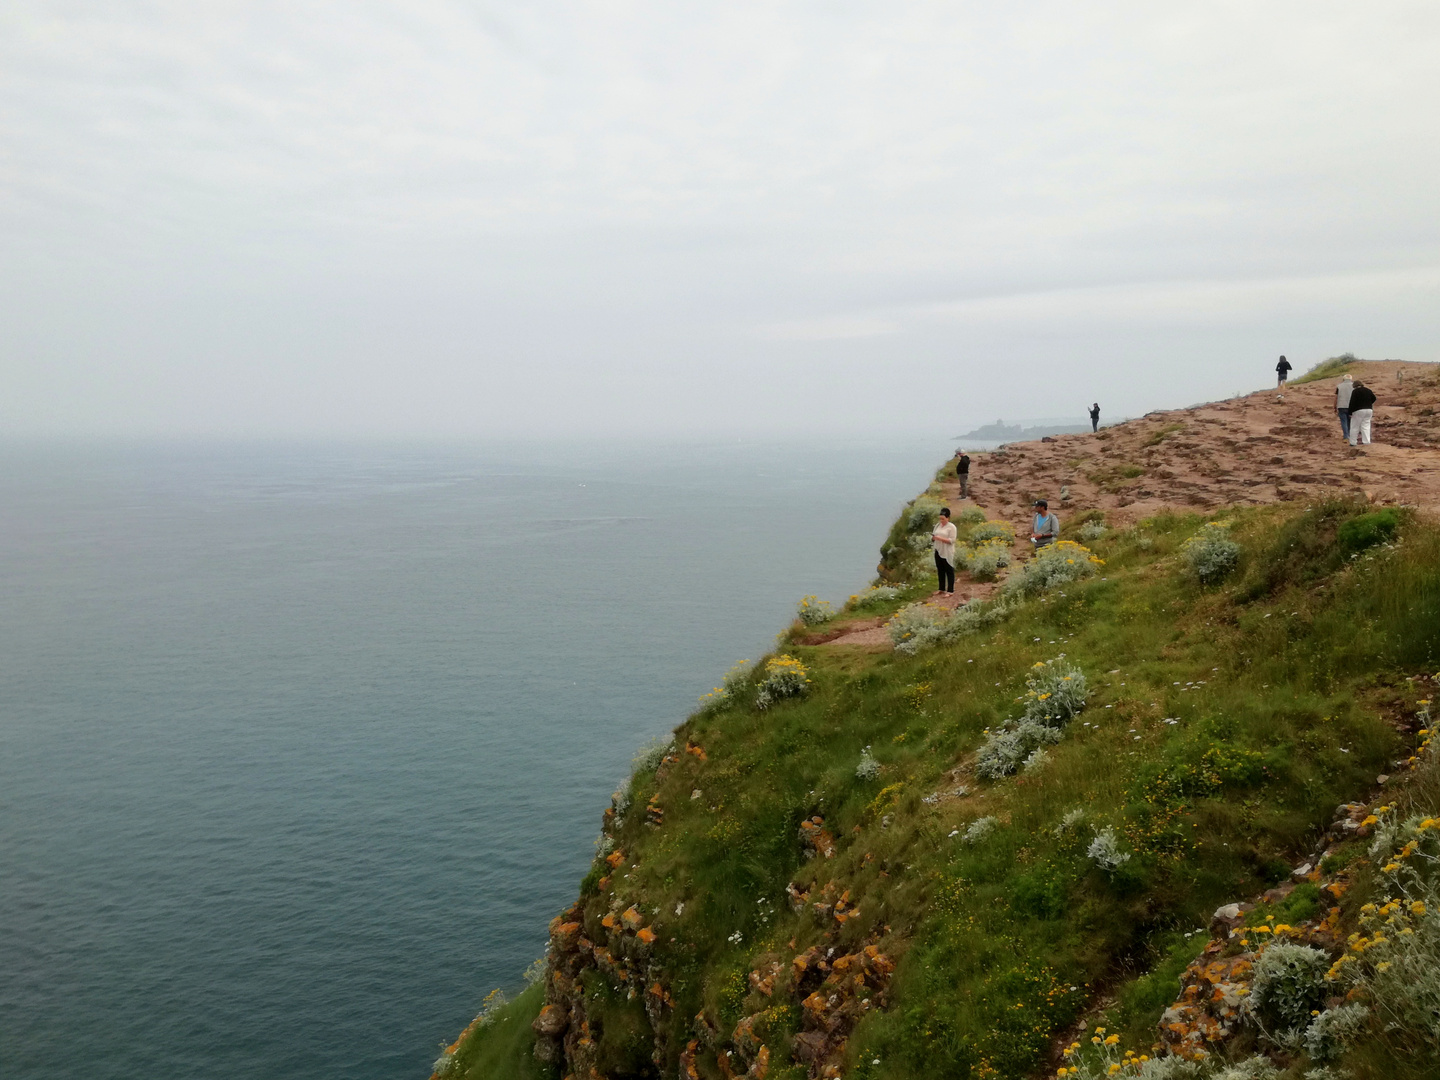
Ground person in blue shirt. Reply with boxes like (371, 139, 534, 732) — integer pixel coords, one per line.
(1030, 499, 1059, 548)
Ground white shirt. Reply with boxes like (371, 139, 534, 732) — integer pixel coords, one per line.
(932, 520, 958, 564)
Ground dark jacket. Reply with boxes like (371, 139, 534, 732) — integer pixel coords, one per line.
(957, 455, 970, 475)
(1276, 358, 1292, 374)
(1349, 386, 1377, 411)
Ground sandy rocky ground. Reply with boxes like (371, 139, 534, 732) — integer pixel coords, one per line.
(820, 360, 1440, 648)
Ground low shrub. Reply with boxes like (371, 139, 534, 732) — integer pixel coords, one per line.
(1338, 508, 1402, 554)
(1023, 657, 1088, 727)
(962, 539, 1012, 581)
(1180, 522, 1240, 584)
(855, 747, 881, 781)
(968, 519, 1016, 545)
(699, 659, 752, 707)
(1004, 540, 1103, 596)
(795, 595, 834, 626)
(1302, 1002, 1367, 1063)
(754, 655, 810, 710)
(906, 497, 944, 533)
(963, 816, 999, 844)
(846, 584, 903, 609)
(1078, 519, 1107, 541)
(956, 507, 986, 526)
(887, 597, 1014, 655)
(976, 720, 1063, 779)
(1087, 826, 1131, 872)
(1247, 942, 1330, 1037)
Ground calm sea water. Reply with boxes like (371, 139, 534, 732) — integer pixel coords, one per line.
(0, 438, 942, 1080)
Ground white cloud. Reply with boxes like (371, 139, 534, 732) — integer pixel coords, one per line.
(0, 1, 1437, 436)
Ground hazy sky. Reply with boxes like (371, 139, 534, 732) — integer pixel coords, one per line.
(4, 2, 1438, 438)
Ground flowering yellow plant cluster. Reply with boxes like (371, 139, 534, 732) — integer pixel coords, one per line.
(1055, 1026, 1154, 1077)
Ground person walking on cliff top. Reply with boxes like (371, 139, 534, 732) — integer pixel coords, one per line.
(1276, 355, 1292, 388)
(1030, 499, 1058, 549)
(954, 450, 971, 499)
(1348, 380, 1376, 447)
(932, 508, 958, 595)
(1088, 403, 1100, 432)
(1335, 374, 1355, 441)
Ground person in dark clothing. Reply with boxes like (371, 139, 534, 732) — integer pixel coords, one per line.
(955, 451, 971, 499)
(1276, 355, 1292, 387)
(1348, 381, 1376, 446)
(1088, 403, 1100, 432)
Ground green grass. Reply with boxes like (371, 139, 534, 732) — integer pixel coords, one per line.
(453, 482, 1440, 1080)
(1293, 352, 1358, 384)
(445, 984, 554, 1080)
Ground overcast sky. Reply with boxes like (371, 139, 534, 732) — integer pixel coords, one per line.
(3, 1, 1438, 439)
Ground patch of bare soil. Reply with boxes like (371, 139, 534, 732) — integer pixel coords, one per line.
(936, 360, 1440, 528)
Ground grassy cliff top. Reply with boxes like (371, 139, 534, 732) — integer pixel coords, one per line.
(443, 360, 1440, 1080)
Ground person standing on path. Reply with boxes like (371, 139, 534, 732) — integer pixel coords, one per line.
(1088, 403, 1100, 432)
(1335, 374, 1355, 440)
(1276, 355, 1292, 387)
(1030, 499, 1059, 549)
(955, 451, 971, 499)
(1348, 380, 1377, 447)
(932, 508, 958, 594)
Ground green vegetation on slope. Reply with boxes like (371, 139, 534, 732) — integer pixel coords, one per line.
(447, 486, 1440, 1080)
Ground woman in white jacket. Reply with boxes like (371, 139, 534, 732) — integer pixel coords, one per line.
(932, 508, 958, 594)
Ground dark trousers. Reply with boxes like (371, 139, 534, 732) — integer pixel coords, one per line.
(1337, 408, 1351, 439)
(935, 552, 954, 592)
(959, 473, 969, 498)
(1091, 417, 1099, 432)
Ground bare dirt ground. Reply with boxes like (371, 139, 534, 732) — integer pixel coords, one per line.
(820, 361, 1440, 649)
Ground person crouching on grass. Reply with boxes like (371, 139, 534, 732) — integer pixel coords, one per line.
(1030, 499, 1058, 549)
(932, 508, 957, 595)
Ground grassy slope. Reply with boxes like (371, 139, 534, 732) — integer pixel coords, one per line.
(451, 482, 1440, 1080)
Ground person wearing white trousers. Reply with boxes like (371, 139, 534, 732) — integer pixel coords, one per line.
(1348, 381, 1376, 446)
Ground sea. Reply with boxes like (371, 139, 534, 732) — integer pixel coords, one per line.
(0, 437, 945, 1080)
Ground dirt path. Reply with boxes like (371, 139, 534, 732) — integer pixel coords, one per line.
(939, 360, 1440, 531)
(819, 361, 1439, 649)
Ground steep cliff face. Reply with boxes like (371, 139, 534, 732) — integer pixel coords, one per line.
(442, 363, 1440, 1080)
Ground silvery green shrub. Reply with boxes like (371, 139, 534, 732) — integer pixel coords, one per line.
(887, 602, 948, 650)
(1181, 522, 1240, 584)
(1087, 826, 1131, 872)
(1054, 808, 1086, 836)
(1248, 943, 1331, 1036)
(888, 597, 1013, 656)
(633, 737, 674, 773)
(1078, 519, 1107, 541)
(1302, 1003, 1367, 1063)
(976, 720, 1062, 779)
(796, 595, 834, 626)
(963, 539, 1012, 581)
(1023, 657, 1087, 727)
(1004, 540, 1104, 596)
(856, 747, 881, 781)
(957, 507, 986, 526)
(1022, 746, 1050, 771)
(755, 655, 810, 710)
(1212, 1060, 1282, 1080)
(968, 520, 1015, 544)
(963, 816, 999, 844)
(1134, 1057, 1203, 1080)
(907, 497, 944, 533)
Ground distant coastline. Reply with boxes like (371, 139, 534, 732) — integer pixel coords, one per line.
(953, 417, 1093, 442)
